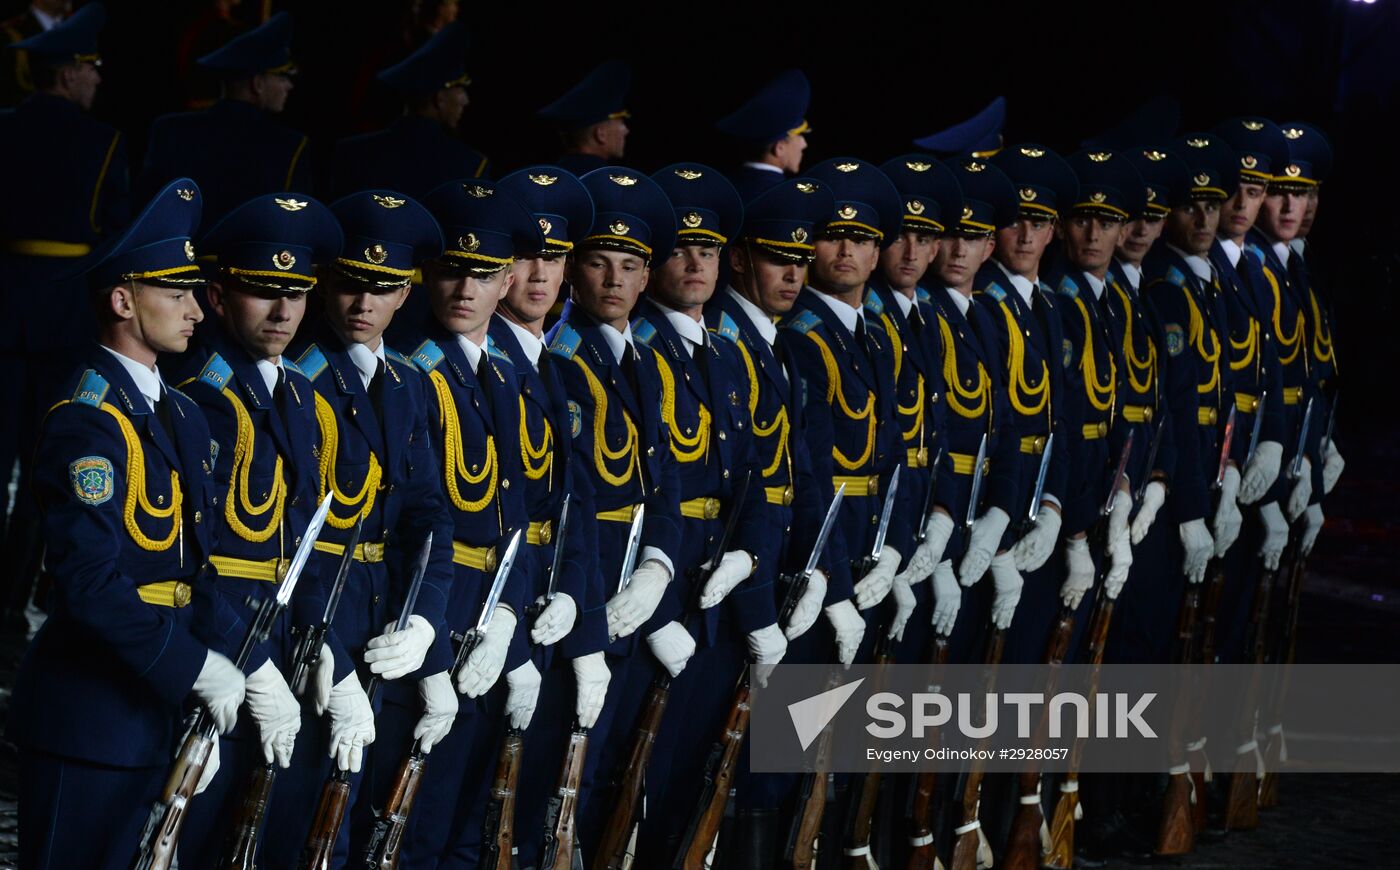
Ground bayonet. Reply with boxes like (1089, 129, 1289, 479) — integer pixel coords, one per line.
(543, 495, 571, 603)
(868, 465, 901, 564)
(616, 504, 646, 595)
(1214, 405, 1238, 491)
(1102, 431, 1135, 518)
(915, 446, 946, 542)
(778, 485, 845, 629)
(1244, 391, 1268, 470)
(291, 512, 361, 696)
(964, 433, 989, 530)
(1027, 432, 1056, 525)
(1288, 397, 1314, 481)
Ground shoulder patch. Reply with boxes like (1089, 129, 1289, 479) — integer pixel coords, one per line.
(198, 353, 233, 391)
(411, 339, 444, 373)
(1165, 323, 1185, 357)
(983, 283, 1007, 302)
(386, 348, 412, 367)
(71, 369, 110, 408)
(567, 400, 583, 438)
(295, 344, 329, 381)
(549, 323, 582, 360)
(1164, 266, 1187, 288)
(281, 358, 304, 377)
(486, 335, 511, 362)
(712, 311, 742, 345)
(1244, 243, 1266, 265)
(862, 289, 884, 316)
(1057, 277, 1081, 299)
(631, 318, 657, 346)
(69, 456, 114, 506)
(916, 286, 933, 305)
(783, 309, 821, 334)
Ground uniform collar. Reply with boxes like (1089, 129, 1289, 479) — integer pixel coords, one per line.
(993, 259, 1037, 307)
(742, 161, 784, 175)
(1271, 239, 1291, 266)
(101, 346, 164, 410)
(805, 286, 864, 334)
(889, 288, 915, 317)
(31, 6, 61, 30)
(943, 286, 972, 316)
(345, 340, 386, 390)
(725, 285, 778, 346)
(1082, 271, 1106, 300)
(1116, 258, 1143, 290)
(598, 321, 635, 364)
(1289, 238, 1307, 261)
(254, 357, 285, 395)
(456, 332, 487, 373)
(502, 316, 543, 369)
(1217, 237, 1243, 268)
(1168, 243, 1214, 284)
(651, 298, 707, 357)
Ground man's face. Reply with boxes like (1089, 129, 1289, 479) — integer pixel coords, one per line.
(771, 132, 807, 174)
(502, 253, 566, 327)
(932, 233, 993, 290)
(1164, 200, 1221, 256)
(879, 230, 938, 292)
(568, 248, 648, 330)
(112, 281, 204, 354)
(1299, 189, 1320, 238)
(1117, 216, 1164, 265)
(435, 83, 468, 128)
(729, 245, 807, 316)
(209, 280, 306, 360)
(424, 261, 511, 338)
(321, 273, 410, 348)
(651, 244, 720, 309)
(253, 71, 294, 113)
(810, 236, 879, 295)
(1219, 181, 1266, 240)
(1060, 214, 1124, 274)
(597, 117, 629, 160)
(67, 59, 101, 110)
(1258, 189, 1308, 241)
(994, 217, 1054, 278)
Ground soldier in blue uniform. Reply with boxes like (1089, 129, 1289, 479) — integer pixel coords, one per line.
(0, 0, 63, 106)
(139, 12, 312, 225)
(174, 190, 350, 866)
(913, 96, 1006, 158)
(0, 3, 128, 608)
(716, 68, 812, 203)
(329, 22, 489, 200)
(9, 179, 250, 869)
(537, 59, 632, 177)
(546, 168, 688, 863)
(489, 166, 612, 870)
(265, 191, 457, 867)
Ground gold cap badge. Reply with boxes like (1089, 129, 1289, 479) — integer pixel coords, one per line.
(610, 174, 637, 186)
(273, 250, 296, 270)
(1284, 164, 1302, 177)
(1193, 173, 1211, 186)
(907, 199, 925, 215)
(1020, 146, 1045, 158)
(837, 205, 857, 220)
(835, 162, 860, 172)
(1241, 155, 1258, 169)
(539, 217, 553, 235)
(961, 206, 974, 220)
(176, 188, 195, 202)
(365, 244, 388, 264)
(1283, 127, 1304, 140)
(682, 212, 703, 228)
(275, 198, 308, 212)
(796, 182, 817, 193)
(1243, 120, 1264, 131)
(529, 174, 558, 186)
(184, 240, 195, 261)
(906, 160, 932, 172)
(373, 194, 405, 209)
(792, 227, 809, 243)
(609, 220, 631, 234)
(1186, 137, 1209, 148)
(1088, 152, 1111, 163)
(674, 169, 703, 180)
(459, 233, 480, 253)
(464, 184, 492, 198)
(1019, 187, 1038, 202)
(1090, 191, 1107, 203)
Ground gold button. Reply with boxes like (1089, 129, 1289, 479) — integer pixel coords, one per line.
(1143, 406, 1153, 422)
(982, 459, 992, 476)
(783, 485, 794, 506)
(485, 548, 498, 573)
(471, 464, 480, 474)
(157, 495, 165, 506)
(1098, 422, 1109, 437)
(502, 478, 510, 490)
(1209, 408, 1218, 425)
(194, 511, 202, 524)
(718, 431, 727, 441)
(722, 469, 730, 479)
(917, 447, 929, 467)
(647, 446, 656, 457)
(202, 461, 210, 474)
(295, 536, 302, 547)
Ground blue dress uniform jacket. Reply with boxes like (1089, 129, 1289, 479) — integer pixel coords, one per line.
(0, 92, 129, 351)
(632, 297, 774, 635)
(1103, 266, 1175, 494)
(8, 348, 228, 767)
(728, 164, 786, 204)
(139, 99, 313, 224)
(1210, 242, 1286, 466)
(329, 115, 490, 200)
(291, 324, 456, 675)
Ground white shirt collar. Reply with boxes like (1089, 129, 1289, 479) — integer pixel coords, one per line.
(1217, 238, 1243, 268)
(653, 300, 707, 357)
(943, 286, 971, 316)
(993, 259, 1037, 307)
(254, 358, 285, 396)
(1289, 238, 1306, 261)
(31, 6, 60, 30)
(725, 285, 778, 346)
(1079, 272, 1105, 300)
(890, 289, 914, 318)
(599, 322, 634, 364)
(502, 316, 544, 369)
(345, 341, 386, 391)
(742, 161, 784, 175)
(1117, 259, 1143, 291)
(102, 346, 164, 411)
(456, 333, 487, 373)
(805, 287, 863, 334)
(1167, 243, 1214, 284)
(1272, 239, 1291, 266)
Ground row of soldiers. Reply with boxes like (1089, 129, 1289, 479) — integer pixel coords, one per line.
(3, 5, 1342, 870)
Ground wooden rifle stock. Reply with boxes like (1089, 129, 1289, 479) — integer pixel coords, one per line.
(905, 634, 950, 870)
(361, 750, 429, 868)
(949, 629, 1006, 870)
(594, 676, 670, 870)
(542, 727, 589, 870)
(482, 728, 525, 870)
(221, 761, 277, 869)
(674, 674, 752, 870)
(786, 666, 842, 870)
(132, 721, 217, 870)
(842, 633, 896, 869)
(1223, 541, 1284, 831)
(299, 771, 351, 870)
(1258, 530, 1309, 808)
(1155, 583, 1202, 856)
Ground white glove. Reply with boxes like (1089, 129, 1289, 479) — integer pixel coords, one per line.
(1062, 537, 1095, 607)
(989, 551, 1024, 630)
(1258, 501, 1289, 571)
(897, 512, 955, 585)
(646, 620, 696, 678)
(1212, 466, 1243, 558)
(825, 599, 866, 666)
(456, 607, 517, 698)
(1179, 520, 1214, 584)
(530, 593, 577, 646)
(854, 546, 901, 610)
(308, 643, 335, 716)
(414, 671, 457, 753)
(504, 660, 542, 730)
(1012, 508, 1061, 572)
(1105, 533, 1133, 601)
(1286, 457, 1313, 521)
(1240, 441, 1283, 504)
(364, 614, 436, 680)
(1300, 504, 1324, 556)
(1130, 481, 1167, 544)
(747, 623, 788, 687)
(1322, 441, 1344, 495)
(194, 650, 247, 735)
(784, 568, 826, 641)
(326, 673, 375, 773)
(573, 652, 611, 728)
(930, 560, 961, 637)
(699, 550, 755, 608)
(245, 659, 301, 768)
(195, 737, 220, 796)
(1106, 490, 1133, 557)
(959, 507, 1010, 586)
(888, 574, 916, 641)
(606, 559, 671, 639)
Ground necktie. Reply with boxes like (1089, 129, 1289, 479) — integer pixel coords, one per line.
(153, 388, 174, 437)
(619, 344, 641, 399)
(368, 359, 385, 420)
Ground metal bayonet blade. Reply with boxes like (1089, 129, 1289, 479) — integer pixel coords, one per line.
(617, 505, 646, 594)
(1214, 405, 1238, 490)
(1290, 397, 1314, 480)
(477, 530, 522, 633)
(320, 514, 364, 624)
(802, 484, 846, 579)
(544, 495, 572, 602)
(964, 433, 989, 529)
(1244, 391, 1267, 469)
(276, 492, 336, 607)
(871, 465, 901, 560)
(397, 532, 433, 632)
(1102, 430, 1135, 517)
(1028, 432, 1055, 524)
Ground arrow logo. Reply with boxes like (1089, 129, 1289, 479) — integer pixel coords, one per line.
(788, 677, 865, 751)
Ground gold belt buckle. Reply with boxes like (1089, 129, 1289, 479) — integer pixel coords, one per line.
(981, 458, 992, 477)
(274, 558, 290, 583)
(783, 485, 794, 506)
(362, 541, 385, 562)
(1142, 405, 1154, 422)
(1033, 435, 1047, 454)
(173, 582, 192, 608)
(540, 521, 553, 545)
(1098, 421, 1109, 438)
(868, 475, 880, 497)
(484, 546, 499, 573)
(916, 447, 929, 467)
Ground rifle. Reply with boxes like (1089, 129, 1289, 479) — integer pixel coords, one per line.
(778, 484, 847, 628)
(1043, 433, 1135, 870)
(362, 530, 522, 868)
(481, 727, 526, 870)
(673, 671, 752, 870)
(595, 473, 752, 870)
(843, 630, 897, 870)
(541, 726, 589, 870)
(904, 633, 950, 870)
(1222, 534, 1282, 832)
(222, 515, 363, 870)
(134, 492, 335, 870)
(948, 628, 1007, 870)
(785, 665, 842, 870)
(299, 533, 433, 870)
